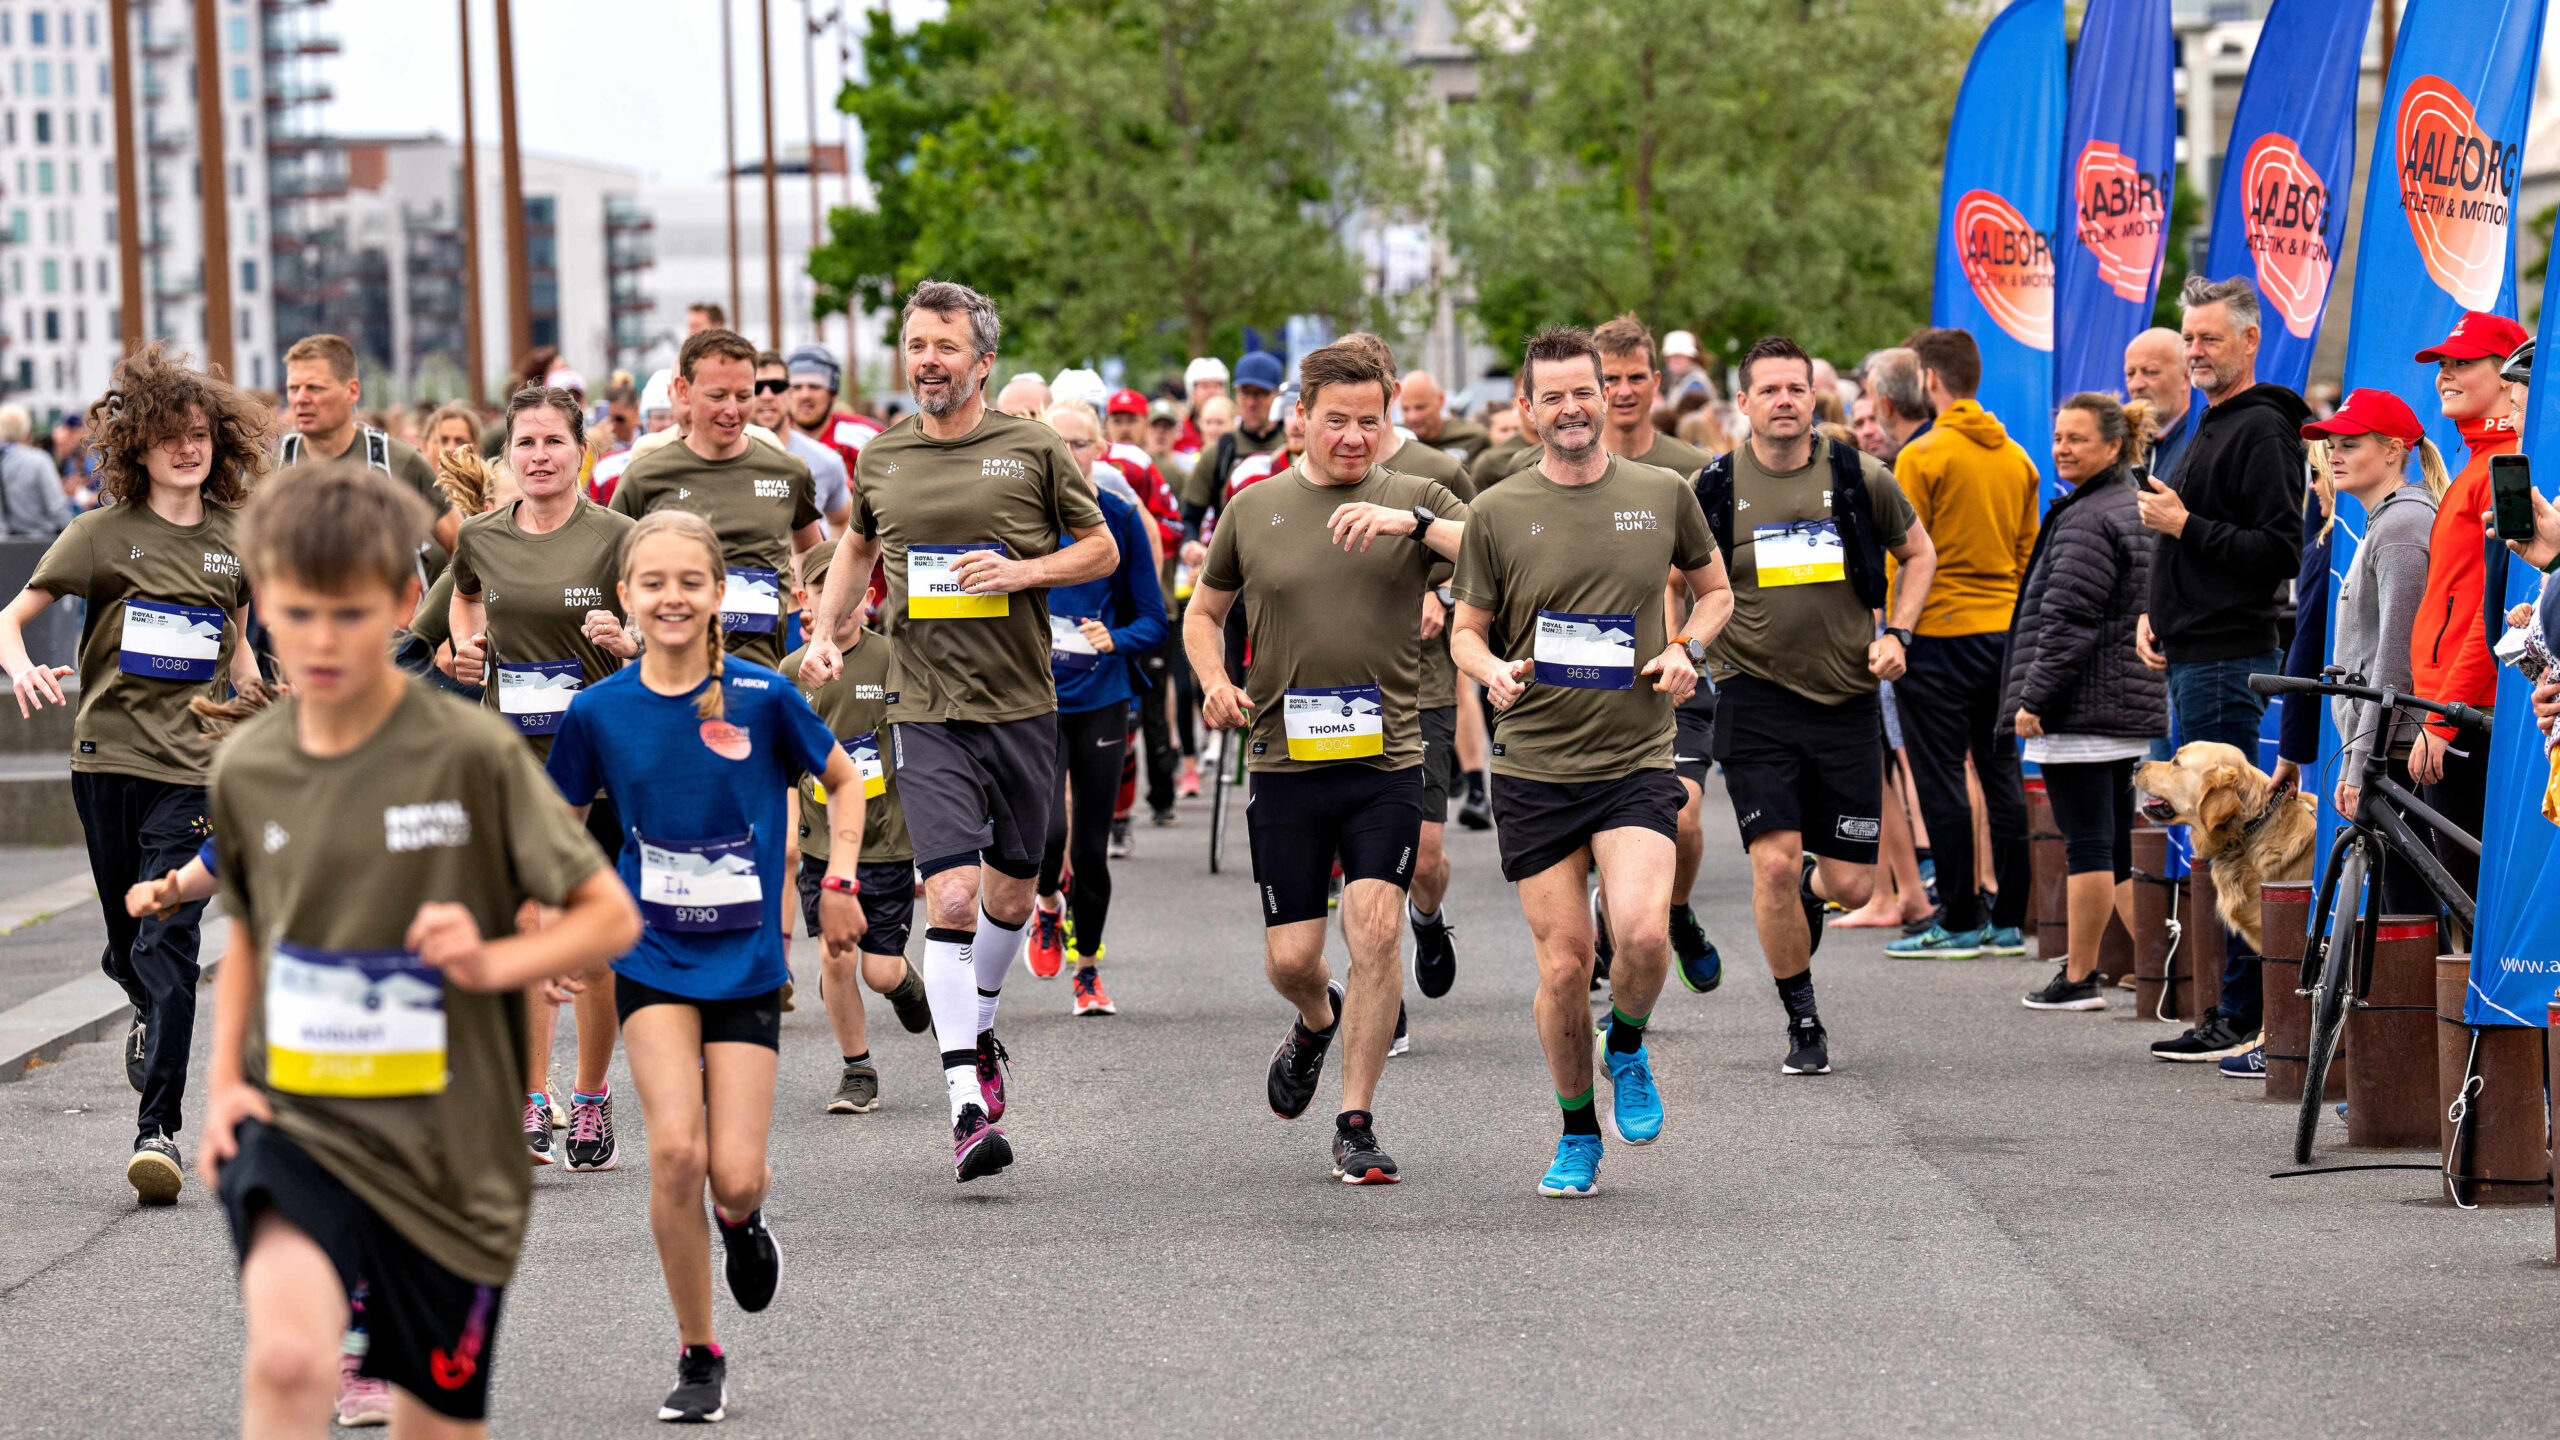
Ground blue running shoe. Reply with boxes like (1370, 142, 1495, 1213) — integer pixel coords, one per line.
(1606, 1045, 1663, 1145)
(1884, 924, 1985, 959)
(1539, 1134, 1603, 1197)
(1981, 925, 2028, 956)
(2219, 1042, 2267, 1081)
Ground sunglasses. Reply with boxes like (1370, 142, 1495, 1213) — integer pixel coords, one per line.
(753, 379, 789, 395)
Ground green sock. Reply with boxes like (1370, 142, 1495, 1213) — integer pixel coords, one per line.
(1559, 1086, 1600, 1136)
(1606, 1006, 1648, 1055)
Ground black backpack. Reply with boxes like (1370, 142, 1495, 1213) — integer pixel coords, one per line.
(1693, 440, 1890, 611)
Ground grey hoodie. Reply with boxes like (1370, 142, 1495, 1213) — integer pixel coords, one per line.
(2331, 481, 2436, 779)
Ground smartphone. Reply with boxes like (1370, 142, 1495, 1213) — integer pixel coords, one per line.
(2492, 453, 2536, 542)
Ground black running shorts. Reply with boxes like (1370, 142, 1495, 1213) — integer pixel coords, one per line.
(1673, 705, 1715, 790)
(1489, 768, 1683, 883)
(1712, 672, 1885, 863)
(888, 716, 1059, 878)
(612, 973, 784, 1050)
(219, 1121, 509, 1423)
(1246, 765, 1422, 926)
(1419, 705, 1459, 825)
(796, 860, 916, 957)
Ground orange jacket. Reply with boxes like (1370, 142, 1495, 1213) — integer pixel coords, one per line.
(2409, 413, 2516, 737)
(1888, 400, 2042, 636)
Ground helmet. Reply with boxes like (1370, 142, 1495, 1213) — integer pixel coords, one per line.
(2502, 338, 2534, 385)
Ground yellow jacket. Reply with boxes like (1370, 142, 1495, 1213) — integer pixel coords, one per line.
(1890, 400, 2042, 637)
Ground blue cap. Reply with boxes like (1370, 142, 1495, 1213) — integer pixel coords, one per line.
(1234, 351, 1285, 391)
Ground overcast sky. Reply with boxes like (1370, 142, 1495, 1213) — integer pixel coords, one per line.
(327, 1, 943, 182)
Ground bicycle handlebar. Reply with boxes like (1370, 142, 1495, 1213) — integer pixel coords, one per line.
(2247, 672, 2491, 732)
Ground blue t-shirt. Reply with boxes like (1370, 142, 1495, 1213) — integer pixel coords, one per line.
(546, 659, 838, 1000)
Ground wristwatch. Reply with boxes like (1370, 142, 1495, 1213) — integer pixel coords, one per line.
(1882, 627, 1915, 648)
(1410, 503, 1437, 536)
(820, 874, 861, 896)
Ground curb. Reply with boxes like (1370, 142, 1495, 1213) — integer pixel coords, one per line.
(0, 911, 223, 1084)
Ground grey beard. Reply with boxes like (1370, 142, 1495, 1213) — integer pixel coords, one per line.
(917, 372, 980, 418)
(1539, 418, 1602, 463)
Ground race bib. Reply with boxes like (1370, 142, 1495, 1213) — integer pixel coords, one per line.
(1050, 613, 1101, 674)
(722, 566, 781, 634)
(814, 731, 888, 804)
(1282, 684, 1385, 762)
(1533, 610, 1636, 690)
(637, 832, 763, 932)
(495, 659, 580, 735)
(118, 599, 224, 682)
(908, 544, 1009, 619)
(832, 418, 870, 450)
(1753, 520, 1846, 587)
(263, 942, 446, 1098)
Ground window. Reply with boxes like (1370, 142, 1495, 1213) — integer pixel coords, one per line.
(73, 308, 83, 341)
(531, 315, 558, 348)
(227, 18, 245, 53)
(28, 10, 42, 42)
(244, 211, 254, 244)
(5, 210, 21, 242)
(43, 307, 59, 340)
(95, 62, 106, 95)
(60, 55, 71, 94)
(69, 252, 79, 290)
(238, 114, 250, 147)
(35, 160, 53, 193)
(230, 161, 241, 197)
(90, 111, 99, 145)
(229, 66, 245, 102)
(65, 160, 75, 194)
(40, 259, 56, 293)
(102, 205, 114, 245)
(42, 210, 53, 243)
(240, 258, 256, 293)
(95, 259, 105, 291)
(10, 61, 22, 96)
(252, 354, 262, 387)
(527, 235, 556, 269)
(525, 195, 556, 226)
(29, 111, 44, 144)
(238, 308, 249, 340)
(86, 11, 95, 47)
(32, 59, 50, 95)
(2, 114, 12, 144)
(2, 13, 11, 44)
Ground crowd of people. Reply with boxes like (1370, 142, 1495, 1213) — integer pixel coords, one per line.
(0, 266, 2547, 1435)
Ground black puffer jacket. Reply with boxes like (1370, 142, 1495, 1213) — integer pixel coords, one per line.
(1998, 464, 2168, 739)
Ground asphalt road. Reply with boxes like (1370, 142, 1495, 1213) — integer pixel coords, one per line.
(0, 779, 2553, 1438)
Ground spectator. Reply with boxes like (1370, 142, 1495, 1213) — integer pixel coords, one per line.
(995, 373, 1053, 420)
(51, 412, 99, 512)
(2123, 327, 2196, 481)
(1850, 393, 1889, 458)
(687, 301, 726, 334)
(1864, 347, 1932, 463)
(2001, 393, 2167, 1012)
(1195, 393, 1237, 456)
(1397, 368, 1489, 463)
(1188, 351, 1285, 531)
(1145, 398, 1192, 485)
(1180, 356, 1228, 453)
(1660, 330, 1714, 400)
(0, 406, 73, 539)
(600, 381, 641, 454)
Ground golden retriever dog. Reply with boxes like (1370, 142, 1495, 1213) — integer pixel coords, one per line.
(2132, 741, 2315, 953)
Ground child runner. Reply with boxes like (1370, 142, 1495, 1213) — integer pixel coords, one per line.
(0, 344, 265, 1203)
(545, 510, 869, 1423)
(198, 461, 639, 1439)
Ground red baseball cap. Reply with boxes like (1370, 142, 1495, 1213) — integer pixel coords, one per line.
(2413, 311, 2528, 364)
(1106, 388, 1149, 417)
(2301, 388, 2426, 446)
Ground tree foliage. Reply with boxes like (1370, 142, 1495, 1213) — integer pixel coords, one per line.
(1442, 0, 1978, 368)
(809, 0, 1421, 375)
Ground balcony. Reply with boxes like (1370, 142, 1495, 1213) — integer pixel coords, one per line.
(145, 126, 191, 156)
(609, 288, 656, 318)
(263, 32, 341, 61)
(263, 80, 333, 110)
(140, 34, 183, 61)
(607, 236, 656, 269)
(268, 170, 348, 202)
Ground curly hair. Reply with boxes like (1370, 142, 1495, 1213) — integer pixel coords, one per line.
(84, 345, 271, 508)
(434, 445, 505, 516)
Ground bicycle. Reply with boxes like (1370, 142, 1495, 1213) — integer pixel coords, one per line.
(1207, 725, 1249, 874)
(2245, 669, 2483, 1166)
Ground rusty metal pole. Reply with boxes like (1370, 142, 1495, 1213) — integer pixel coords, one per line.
(723, 0, 742, 328)
(190, 0, 234, 376)
(495, 0, 531, 369)
(457, 0, 486, 402)
(760, 0, 784, 350)
(109, 0, 146, 354)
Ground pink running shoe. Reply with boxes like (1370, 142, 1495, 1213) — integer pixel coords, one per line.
(953, 1103, 1013, 1182)
(975, 1031, 1009, 1121)
(336, 1353, 394, 1428)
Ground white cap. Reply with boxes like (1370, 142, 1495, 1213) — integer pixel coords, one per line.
(1662, 330, 1702, 359)
(1051, 368, 1110, 410)
(640, 368, 674, 415)
(1185, 356, 1230, 387)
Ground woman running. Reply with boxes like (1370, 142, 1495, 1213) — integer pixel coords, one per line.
(545, 510, 868, 1423)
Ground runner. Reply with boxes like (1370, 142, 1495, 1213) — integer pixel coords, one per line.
(783, 542, 936, 1113)
(752, 350, 853, 534)
(546, 509, 869, 1422)
(199, 461, 639, 1439)
(1181, 340, 1469, 1184)
(1399, 370, 1491, 464)
(1029, 401, 1169, 1013)
(1448, 326, 1731, 1198)
(1697, 336, 1937, 1077)
(608, 328, 825, 669)
(1185, 351, 1286, 532)
(0, 344, 264, 1204)
(278, 334, 458, 562)
(782, 343, 881, 479)
(447, 387, 640, 1172)
(799, 279, 1115, 1183)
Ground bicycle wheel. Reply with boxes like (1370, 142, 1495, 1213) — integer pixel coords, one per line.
(1209, 746, 1233, 873)
(2294, 838, 2365, 1164)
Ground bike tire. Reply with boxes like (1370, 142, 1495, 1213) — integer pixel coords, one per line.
(2294, 839, 2364, 1164)
(1209, 753, 1232, 873)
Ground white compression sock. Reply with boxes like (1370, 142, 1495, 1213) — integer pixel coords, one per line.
(922, 926, 979, 1121)
(974, 907, 1030, 1035)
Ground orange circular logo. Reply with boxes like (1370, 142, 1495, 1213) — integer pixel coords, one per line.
(699, 721, 751, 761)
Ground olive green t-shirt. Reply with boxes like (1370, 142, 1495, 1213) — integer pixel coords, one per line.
(1451, 455, 1716, 781)
(285, 429, 453, 575)
(28, 500, 251, 784)
(608, 436, 822, 668)
(852, 410, 1107, 725)
(449, 498, 635, 760)
(1706, 434, 1916, 707)
(1501, 431, 1713, 484)
(1201, 461, 1467, 773)
(1467, 435, 1532, 491)
(784, 632, 911, 864)
(209, 680, 606, 1287)
(409, 567, 458, 651)
(1380, 437, 1477, 710)
(1423, 416, 1491, 464)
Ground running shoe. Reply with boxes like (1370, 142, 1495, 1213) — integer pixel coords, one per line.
(565, 1090, 619, 1170)
(1538, 1134, 1603, 1197)
(1107, 818, 1134, 860)
(1178, 764, 1201, 799)
(2219, 1041, 2268, 1080)
(828, 1059, 880, 1114)
(523, 1095, 554, 1166)
(1027, 902, 1067, 980)
(1670, 905, 1721, 992)
(1781, 1015, 1831, 1076)
(1413, 910, 1458, 999)
(1267, 982, 1342, 1119)
(124, 1013, 147, 1095)
(1983, 925, 2028, 956)
(715, 1208, 782, 1312)
(2149, 1013, 2259, 1062)
(1151, 807, 1179, 828)
(1798, 857, 1827, 957)
(127, 1130, 181, 1205)
(336, 1353, 393, 1427)
(1885, 924, 1986, 960)
(659, 1344, 727, 1423)
(885, 963, 934, 1034)
(953, 1103, 1013, 1182)
(1331, 1118, 1400, 1185)
(1605, 1045, 1663, 1145)
(2022, 968, 2107, 1011)
(1071, 964, 1115, 1017)
(1389, 1002, 1410, 1058)
(975, 1031, 1010, 1121)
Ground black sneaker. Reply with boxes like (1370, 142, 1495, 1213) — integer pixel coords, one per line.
(1107, 817, 1134, 859)
(1332, 1119, 1400, 1185)
(658, 1344, 727, 1423)
(1799, 858, 1826, 957)
(564, 1090, 619, 1171)
(124, 1014, 148, 1095)
(716, 1207, 782, 1313)
(1150, 806, 1179, 828)
(1670, 904, 1721, 992)
(1413, 911, 1457, 998)
(2149, 1012, 2260, 1062)
(127, 1130, 182, 1205)
(1781, 1015, 1831, 1076)
(1389, 1002, 1410, 1058)
(1457, 788, 1493, 831)
(885, 963, 934, 1034)
(1267, 982, 1342, 1119)
(2022, 968, 2107, 1012)
(523, 1095, 554, 1166)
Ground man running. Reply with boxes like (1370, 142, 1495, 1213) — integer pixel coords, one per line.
(280, 335, 458, 561)
(1182, 340, 1469, 1185)
(609, 328, 825, 669)
(1400, 370, 1491, 465)
(783, 343, 881, 477)
(800, 279, 1115, 1182)
(1698, 336, 1936, 1077)
(1449, 326, 1731, 1199)
(753, 350, 853, 534)
(1184, 351, 1286, 537)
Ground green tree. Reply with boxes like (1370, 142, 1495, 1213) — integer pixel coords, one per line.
(809, 0, 1421, 374)
(1442, 0, 1978, 368)
(2151, 170, 2206, 331)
